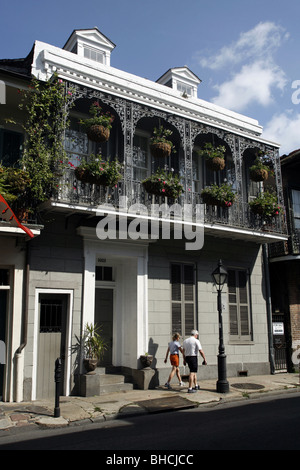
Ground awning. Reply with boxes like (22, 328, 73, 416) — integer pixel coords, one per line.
(0, 194, 34, 238)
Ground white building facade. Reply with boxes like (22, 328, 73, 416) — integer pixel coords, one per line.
(0, 28, 287, 401)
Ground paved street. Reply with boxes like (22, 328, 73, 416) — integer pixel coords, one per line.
(0, 373, 299, 452)
(0, 391, 300, 450)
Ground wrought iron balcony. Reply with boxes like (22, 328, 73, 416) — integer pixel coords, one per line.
(52, 167, 286, 237)
(269, 227, 300, 258)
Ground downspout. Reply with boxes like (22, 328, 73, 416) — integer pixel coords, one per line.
(262, 243, 275, 374)
(15, 243, 30, 402)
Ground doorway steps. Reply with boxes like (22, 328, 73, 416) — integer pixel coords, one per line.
(80, 366, 134, 396)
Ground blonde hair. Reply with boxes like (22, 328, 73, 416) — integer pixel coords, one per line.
(172, 333, 180, 341)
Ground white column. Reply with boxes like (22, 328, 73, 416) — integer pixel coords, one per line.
(136, 249, 148, 357)
(82, 242, 96, 327)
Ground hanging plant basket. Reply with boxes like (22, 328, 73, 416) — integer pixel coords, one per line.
(142, 169, 183, 199)
(75, 156, 123, 187)
(249, 166, 269, 182)
(74, 166, 90, 183)
(201, 183, 235, 208)
(249, 155, 270, 182)
(201, 192, 219, 206)
(80, 101, 114, 144)
(205, 157, 226, 171)
(198, 143, 226, 172)
(150, 141, 172, 159)
(86, 124, 110, 143)
(150, 126, 175, 158)
(249, 191, 282, 218)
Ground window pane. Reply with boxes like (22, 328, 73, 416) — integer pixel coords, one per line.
(40, 299, 62, 333)
(238, 271, 248, 304)
(228, 268, 251, 339)
(0, 269, 9, 286)
(96, 266, 113, 281)
(0, 130, 22, 166)
(185, 304, 194, 334)
(184, 265, 194, 301)
(229, 305, 238, 335)
(240, 306, 250, 336)
(172, 304, 181, 335)
(171, 264, 181, 301)
(171, 263, 195, 337)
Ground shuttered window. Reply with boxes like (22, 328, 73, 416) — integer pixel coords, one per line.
(228, 269, 252, 341)
(171, 263, 195, 337)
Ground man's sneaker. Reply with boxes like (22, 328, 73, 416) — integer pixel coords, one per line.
(188, 388, 196, 393)
(179, 381, 184, 386)
(165, 382, 170, 389)
(193, 385, 200, 390)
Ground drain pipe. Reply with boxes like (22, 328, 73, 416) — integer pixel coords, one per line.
(15, 244, 30, 402)
(262, 243, 275, 375)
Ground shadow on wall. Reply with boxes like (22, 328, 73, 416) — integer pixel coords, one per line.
(148, 337, 158, 369)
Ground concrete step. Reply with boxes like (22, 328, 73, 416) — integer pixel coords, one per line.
(80, 367, 134, 396)
(99, 382, 134, 394)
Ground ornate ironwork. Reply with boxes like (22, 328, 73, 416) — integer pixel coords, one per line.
(59, 79, 286, 236)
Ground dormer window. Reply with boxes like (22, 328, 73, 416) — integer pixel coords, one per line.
(156, 66, 201, 99)
(176, 81, 192, 97)
(63, 28, 116, 66)
(83, 46, 105, 64)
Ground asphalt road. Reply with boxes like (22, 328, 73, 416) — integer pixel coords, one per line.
(1, 391, 300, 451)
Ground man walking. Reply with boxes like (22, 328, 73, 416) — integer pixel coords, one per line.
(183, 330, 207, 393)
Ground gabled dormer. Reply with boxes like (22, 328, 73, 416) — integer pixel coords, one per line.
(63, 28, 116, 66)
(156, 66, 201, 98)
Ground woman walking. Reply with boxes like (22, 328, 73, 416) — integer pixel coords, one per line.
(164, 333, 184, 388)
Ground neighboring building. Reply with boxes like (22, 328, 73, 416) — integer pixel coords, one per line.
(0, 28, 287, 402)
(269, 149, 300, 372)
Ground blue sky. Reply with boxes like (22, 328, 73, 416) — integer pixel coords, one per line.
(1, 0, 300, 154)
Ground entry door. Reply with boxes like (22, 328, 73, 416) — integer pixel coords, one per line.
(94, 289, 113, 366)
(37, 294, 68, 399)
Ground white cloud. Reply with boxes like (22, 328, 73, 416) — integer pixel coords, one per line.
(197, 21, 289, 113)
(199, 22, 288, 70)
(211, 61, 287, 112)
(262, 110, 300, 154)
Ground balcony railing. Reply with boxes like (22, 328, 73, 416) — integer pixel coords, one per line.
(52, 168, 286, 235)
(269, 227, 300, 258)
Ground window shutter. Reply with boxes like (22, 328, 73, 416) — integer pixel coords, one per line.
(228, 269, 251, 340)
(171, 263, 195, 337)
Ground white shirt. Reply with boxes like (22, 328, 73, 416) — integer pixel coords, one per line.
(183, 336, 202, 356)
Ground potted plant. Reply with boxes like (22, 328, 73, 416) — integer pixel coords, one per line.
(82, 322, 107, 374)
(201, 183, 235, 207)
(0, 166, 16, 203)
(19, 74, 74, 210)
(142, 168, 183, 198)
(249, 157, 269, 182)
(139, 352, 153, 368)
(0, 166, 32, 220)
(80, 101, 114, 143)
(249, 191, 283, 218)
(198, 143, 226, 171)
(2, 167, 31, 195)
(75, 155, 123, 187)
(150, 126, 175, 158)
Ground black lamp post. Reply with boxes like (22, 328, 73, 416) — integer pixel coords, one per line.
(212, 259, 229, 393)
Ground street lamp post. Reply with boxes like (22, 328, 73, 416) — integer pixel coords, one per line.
(212, 259, 229, 394)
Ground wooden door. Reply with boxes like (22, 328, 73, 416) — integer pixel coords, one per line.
(94, 288, 113, 366)
(37, 294, 67, 399)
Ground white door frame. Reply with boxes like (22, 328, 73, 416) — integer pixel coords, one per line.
(32, 288, 73, 400)
(78, 227, 149, 369)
